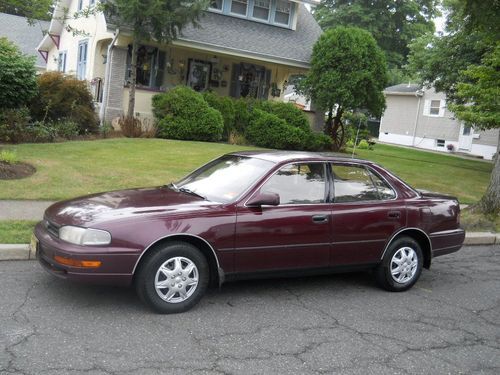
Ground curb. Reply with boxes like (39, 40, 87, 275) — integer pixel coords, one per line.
(0, 232, 498, 261)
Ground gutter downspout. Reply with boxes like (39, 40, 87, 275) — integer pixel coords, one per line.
(412, 90, 424, 146)
(99, 29, 120, 124)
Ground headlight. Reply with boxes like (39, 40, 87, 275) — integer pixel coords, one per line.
(59, 226, 111, 246)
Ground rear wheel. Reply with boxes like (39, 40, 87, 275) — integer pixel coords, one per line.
(135, 242, 209, 314)
(375, 236, 423, 292)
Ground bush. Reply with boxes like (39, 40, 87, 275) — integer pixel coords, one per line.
(0, 38, 37, 109)
(304, 132, 333, 151)
(203, 91, 235, 139)
(153, 86, 223, 142)
(0, 150, 19, 164)
(358, 139, 370, 149)
(0, 108, 31, 143)
(232, 98, 254, 134)
(256, 101, 310, 132)
(30, 72, 99, 134)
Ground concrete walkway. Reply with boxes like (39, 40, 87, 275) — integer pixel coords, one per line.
(0, 200, 55, 221)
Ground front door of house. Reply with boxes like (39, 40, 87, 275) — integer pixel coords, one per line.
(230, 63, 271, 99)
(459, 124, 473, 151)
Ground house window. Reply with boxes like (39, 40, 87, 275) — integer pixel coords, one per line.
(78, 0, 84, 11)
(187, 59, 211, 92)
(77, 40, 88, 80)
(209, 0, 223, 11)
(424, 99, 444, 117)
(253, 0, 270, 20)
(231, 0, 248, 16)
(58, 51, 67, 73)
(436, 139, 445, 147)
(274, 0, 291, 25)
(90, 0, 95, 7)
(429, 100, 441, 115)
(126, 45, 166, 89)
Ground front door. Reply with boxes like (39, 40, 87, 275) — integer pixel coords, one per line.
(330, 163, 406, 265)
(234, 162, 331, 273)
(459, 124, 473, 151)
(230, 63, 271, 99)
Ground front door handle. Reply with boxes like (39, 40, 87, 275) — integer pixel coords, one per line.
(312, 215, 329, 224)
(388, 211, 401, 219)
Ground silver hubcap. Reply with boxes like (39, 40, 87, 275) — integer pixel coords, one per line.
(390, 247, 418, 284)
(155, 257, 199, 303)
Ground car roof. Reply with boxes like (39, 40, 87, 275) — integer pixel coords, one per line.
(229, 150, 369, 164)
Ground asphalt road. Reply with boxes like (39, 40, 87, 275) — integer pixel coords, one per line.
(1, 245, 499, 375)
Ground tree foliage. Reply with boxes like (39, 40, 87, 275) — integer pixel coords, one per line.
(103, 0, 209, 118)
(0, 37, 37, 110)
(408, 0, 500, 214)
(314, 0, 439, 70)
(0, 0, 53, 21)
(297, 27, 387, 151)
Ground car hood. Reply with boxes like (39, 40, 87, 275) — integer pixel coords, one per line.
(44, 187, 217, 227)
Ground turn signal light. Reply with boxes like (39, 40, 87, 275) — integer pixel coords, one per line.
(54, 255, 102, 268)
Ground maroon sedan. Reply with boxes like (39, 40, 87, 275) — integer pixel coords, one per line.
(33, 151, 465, 313)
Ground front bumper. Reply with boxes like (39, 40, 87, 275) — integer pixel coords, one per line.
(430, 228, 466, 257)
(34, 222, 139, 286)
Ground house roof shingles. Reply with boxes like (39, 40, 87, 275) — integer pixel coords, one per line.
(0, 12, 50, 68)
(106, 5, 322, 68)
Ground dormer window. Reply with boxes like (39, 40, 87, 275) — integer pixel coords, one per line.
(209, 0, 223, 11)
(231, 0, 248, 16)
(253, 0, 270, 21)
(274, 0, 291, 25)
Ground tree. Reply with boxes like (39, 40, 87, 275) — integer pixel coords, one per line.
(313, 0, 439, 76)
(103, 0, 209, 119)
(297, 27, 388, 151)
(408, 0, 500, 215)
(0, 0, 53, 21)
(0, 37, 37, 110)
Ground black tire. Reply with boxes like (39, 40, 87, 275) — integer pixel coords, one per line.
(375, 236, 423, 292)
(135, 241, 209, 314)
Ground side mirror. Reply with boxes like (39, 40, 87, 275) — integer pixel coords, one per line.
(247, 192, 280, 207)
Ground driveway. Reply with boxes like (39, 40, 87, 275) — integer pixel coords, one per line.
(1, 245, 499, 374)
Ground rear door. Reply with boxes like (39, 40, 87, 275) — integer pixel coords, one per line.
(330, 163, 406, 266)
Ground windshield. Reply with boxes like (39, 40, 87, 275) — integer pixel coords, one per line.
(175, 155, 275, 203)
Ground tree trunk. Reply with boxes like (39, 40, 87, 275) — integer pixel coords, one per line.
(478, 131, 500, 215)
(324, 108, 333, 137)
(127, 37, 139, 119)
(331, 107, 344, 152)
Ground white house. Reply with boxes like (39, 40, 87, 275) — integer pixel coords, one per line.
(379, 84, 499, 160)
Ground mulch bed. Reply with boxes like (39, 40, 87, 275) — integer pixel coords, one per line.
(0, 161, 36, 180)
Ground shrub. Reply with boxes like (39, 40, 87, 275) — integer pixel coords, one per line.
(0, 150, 19, 164)
(153, 86, 223, 142)
(0, 108, 31, 143)
(358, 139, 370, 149)
(304, 132, 333, 151)
(246, 109, 304, 150)
(233, 98, 254, 134)
(256, 101, 310, 132)
(30, 72, 99, 134)
(203, 91, 236, 139)
(0, 38, 37, 109)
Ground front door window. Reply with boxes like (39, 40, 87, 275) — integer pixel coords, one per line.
(187, 59, 211, 92)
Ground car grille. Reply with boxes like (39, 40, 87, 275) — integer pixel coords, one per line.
(45, 219, 60, 238)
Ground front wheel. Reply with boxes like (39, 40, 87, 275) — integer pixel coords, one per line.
(135, 242, 209, 314)
(375, 236, 423, 292)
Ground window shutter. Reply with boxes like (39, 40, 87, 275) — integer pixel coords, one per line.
(262, 69, 272, 99)
(229, 64, 241, 98)
(155, 50, 166, 88)
(423, 99, 431, 116)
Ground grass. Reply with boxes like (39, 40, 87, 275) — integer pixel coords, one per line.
(0, 138, 258, 200)
(0, 221, 37, 244)
(0, 138, 493, 204)
(352, 144, 492, 204)
(461, 209, 500, 232)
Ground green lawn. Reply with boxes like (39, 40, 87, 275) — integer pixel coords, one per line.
(0, 138, 258, 200)
(0, 221, 37, 244)
(353, 144, 492, 204)
(0, 138, 492, 204)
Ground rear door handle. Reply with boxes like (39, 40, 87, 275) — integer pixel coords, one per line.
(388, 211, 401, 219)
(312, 215, 329, 224)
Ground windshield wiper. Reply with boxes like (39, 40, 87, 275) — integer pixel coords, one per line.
(178, 187, 207, 200)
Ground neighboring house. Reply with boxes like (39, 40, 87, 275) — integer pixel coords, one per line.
(37, 0, 322, 123)
(0, 13, 50, 72)
(379, 84, 499, 160)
